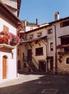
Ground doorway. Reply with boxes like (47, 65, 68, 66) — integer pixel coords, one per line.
(39, 60, 46, 72)
(2, 55, 7, 79)
(27, 49, 32, 62)
(17, 60, 21, 71)
(47, 56, 53, 72)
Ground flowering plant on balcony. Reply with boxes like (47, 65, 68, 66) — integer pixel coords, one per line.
(0, 31, 20, 46)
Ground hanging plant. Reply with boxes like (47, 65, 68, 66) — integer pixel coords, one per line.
(0, 31, 20, 46)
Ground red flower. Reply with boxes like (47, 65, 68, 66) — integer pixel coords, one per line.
(0, 31, 20, 46)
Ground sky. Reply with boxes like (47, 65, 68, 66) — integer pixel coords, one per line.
(19, 0, 69, 24)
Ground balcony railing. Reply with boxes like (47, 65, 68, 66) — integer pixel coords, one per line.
(20, 35, 47, 43)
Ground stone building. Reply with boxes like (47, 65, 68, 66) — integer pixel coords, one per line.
(18, 15, 69, 74)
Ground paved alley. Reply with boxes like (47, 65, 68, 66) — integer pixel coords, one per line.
(0, 74, 69, 94)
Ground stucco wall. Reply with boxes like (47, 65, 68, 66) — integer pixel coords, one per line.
(0, 18, 16, 35)
(0, 48, 17, 80)
(19, 19, 69, 73)
(0, 18, 17, 80)
(56, 21, 69, 73)
(58, 55, 69, 73)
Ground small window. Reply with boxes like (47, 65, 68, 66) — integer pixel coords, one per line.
(48, 29, 52, 34)
(29, 34, 33, 39)
(3, 25, 9, 33)
(66, 58, 69, 64)
(50, 42, 53, 51)
(35, 47, 43, 56)
(60, 20, 69, 27)
(37, 32, 42, 37)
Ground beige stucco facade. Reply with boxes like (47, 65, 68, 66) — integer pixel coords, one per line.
(18, 17, 69, 74)
(18, 25, 55, 73)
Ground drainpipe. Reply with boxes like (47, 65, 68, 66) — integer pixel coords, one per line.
(46, 38, 48, 73)
(54, 25, 58, 74)
(42, 39, 48, 73)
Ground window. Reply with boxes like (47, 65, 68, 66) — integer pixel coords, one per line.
(66, 58, 69, 64)
(29, 34, 33, 39)
(3, 25, 9, 32)
(37, 32, 42, 37)
(48, 29, 52, 34)
(60, 20, 69, 27)
(24, 63, 26, 68)
(61, 37, 69, 45)
(50, 42, 53, 51)
(35, 47, 43, 56)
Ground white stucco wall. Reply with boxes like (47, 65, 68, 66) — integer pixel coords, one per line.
(0, 18, 17, 80)
(0, 18, 16, 35)
(0, 49, 17, 80)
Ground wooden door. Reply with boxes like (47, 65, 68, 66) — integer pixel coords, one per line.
(27, 49, 32, 62)
(50, 58, 53, 71)
(2, 55, 7, 79)
(39, 61, 46, 72)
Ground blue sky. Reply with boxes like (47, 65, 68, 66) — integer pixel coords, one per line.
(19, 0, 69, 24)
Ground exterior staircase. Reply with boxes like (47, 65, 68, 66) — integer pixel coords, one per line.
(27, 61, 39, 72)
(24, 56, 39, 73)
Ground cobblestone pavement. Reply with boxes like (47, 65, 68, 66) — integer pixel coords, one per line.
(0, 74, 69, 94)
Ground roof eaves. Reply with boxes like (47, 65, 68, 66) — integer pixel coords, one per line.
(0, 2, 22, 27)
(25, 16, 69, 34)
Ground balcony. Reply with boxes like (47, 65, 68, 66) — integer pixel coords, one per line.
(57, 44, 69, 55)
(0, 44, 15, 53)
(21, 36, 47, 43)
(0, 31, 19, 52)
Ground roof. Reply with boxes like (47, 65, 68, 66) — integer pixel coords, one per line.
(0, 2, 22, 28)
(23, 16, 69, 34)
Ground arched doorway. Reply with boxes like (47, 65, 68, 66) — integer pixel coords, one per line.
(2, 55, 8, 79)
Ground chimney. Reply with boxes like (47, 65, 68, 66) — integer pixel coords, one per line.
(54, 11, 60, 21)
(36, 18, 38, 25)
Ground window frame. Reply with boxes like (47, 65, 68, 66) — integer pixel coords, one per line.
(48, 29, 53, 34)
(37, 32, 42, 37)
(66, 58, 69, 64)
(35, 47, 43, 56)
(29, 34, 33, 39)
(50, 42, 53, 51)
